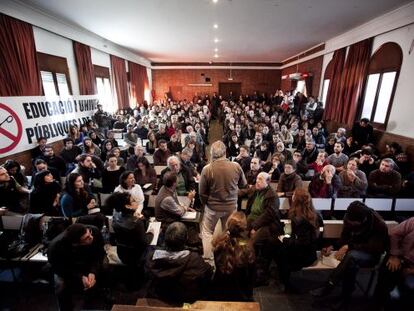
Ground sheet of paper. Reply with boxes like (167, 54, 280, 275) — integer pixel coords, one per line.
(147, 221, 161, 246)
(322, 251, 340, 268)
(181, 211, 197, 220)
(29, 252, 48, 262)
(177, 196, 191, 207)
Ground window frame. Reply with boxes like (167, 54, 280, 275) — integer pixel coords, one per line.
(94, 65, 116, 113)
(321, 58, 334, 107)
(359, 42, 402, 130)
(37, 52, 73, 96)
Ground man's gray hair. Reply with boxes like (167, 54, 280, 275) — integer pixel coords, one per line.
(210, 140, 227, 160)
(322, 164, 336, 174)
(181, 147, 193, 157)
(167, 155, 180, 167)
(165, 222, 188, 251)
(381, 157, 396, 168)
(257, 172, 270, 183)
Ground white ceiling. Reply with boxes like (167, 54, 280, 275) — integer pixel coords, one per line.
(21, 0, 411, 63)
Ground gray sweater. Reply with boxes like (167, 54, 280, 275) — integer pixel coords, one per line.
(199, 158, 247, 212)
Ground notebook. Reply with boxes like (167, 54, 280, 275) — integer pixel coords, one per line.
(146, 221, 161, 246)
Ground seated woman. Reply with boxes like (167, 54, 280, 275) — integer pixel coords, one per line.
(68, 124, 84, 145)
(100, 140, 114, 162)
(211, 211, 256, 302)
(30, 170, 61, 215)
(272, 188, 323, 290)
(108, 192, 153, 267)
(88, 130, 102, 147)
(102, 153, 125, 193)
(254, 141, 271, 165)
(293, 129, 307, 151)
(110, 147, 126, 167)
(264, 154, 284, 181)
(186, 138, 204, 167)
(277, 161, 303, 198)
(3, 160, 28, 188)
(146, 131, 158, 154)
(167, 133, 183, 154)
(60, 173, 93, 217)
(81, 137, 101, 157)
(133, 157, 157, 189)
(114, 171, 145, 214)
(338, 157, 368, 198)
(226, 131, 241, 158)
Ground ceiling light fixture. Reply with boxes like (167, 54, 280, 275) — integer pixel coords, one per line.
(214, 38, 219, 43)
(212, 0, 218, 3)
(214, 54, 219, 58)
(213, 24, 218, 29)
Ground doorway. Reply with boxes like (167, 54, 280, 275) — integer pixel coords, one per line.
(219, 82, 242, 99)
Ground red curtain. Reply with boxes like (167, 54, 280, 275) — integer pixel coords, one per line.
(323, 48, 346, 121)
(73, 41, 96, 95)
(110, 55, 129, 109)
(128, 61, 149, 107)
(337, 38, 373, 126)
(0, 13, 41, 96)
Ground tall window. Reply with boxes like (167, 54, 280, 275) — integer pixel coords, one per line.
(295, 80, 307, 96)
(94, 65, 116, 114)
(321, 59, 334, 107)
(360, 42, 402, 128)
(37, 52, 72, 97)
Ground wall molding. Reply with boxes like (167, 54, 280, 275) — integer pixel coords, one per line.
(324, 1, 414, 54)
(151, 66, 282, 70)
(0, 0, 151, 68)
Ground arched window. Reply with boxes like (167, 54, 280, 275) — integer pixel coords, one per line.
(320, 58, 334, 107)
(360, 42, 402, 128)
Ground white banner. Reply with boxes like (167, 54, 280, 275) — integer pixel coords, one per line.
(0, 95, 99, 158)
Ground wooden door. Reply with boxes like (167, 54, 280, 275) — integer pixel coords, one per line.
(219, 82, 242, 99)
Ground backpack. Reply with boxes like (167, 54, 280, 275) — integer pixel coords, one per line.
(3, 213, 44, 259)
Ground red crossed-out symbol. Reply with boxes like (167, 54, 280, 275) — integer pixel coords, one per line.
(0, 103, 23, 154)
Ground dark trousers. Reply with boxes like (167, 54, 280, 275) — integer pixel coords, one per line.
(374, 261, 414, 310)
(54, 275, 90, 311)
(329, 250, 377, 296)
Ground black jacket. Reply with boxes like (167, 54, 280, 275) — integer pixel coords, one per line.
(146, 248, 213, 303)
(30, 181, 62, 215)
(339, 208, 389, 256)
(47, 225, 105, 288)
(112, 212, 153, 265)
(282, 215, 324, 269)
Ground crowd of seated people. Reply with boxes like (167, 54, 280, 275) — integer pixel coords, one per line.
(219, 91, 413, 199)
(0, 91, 413, 311)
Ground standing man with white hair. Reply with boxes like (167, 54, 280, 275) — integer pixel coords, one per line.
(199, 141, 247, 261)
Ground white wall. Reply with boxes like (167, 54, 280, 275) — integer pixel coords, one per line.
(1, 0, 152, 101)
(318, 2, 414, 138)
(373, 25, 414, 137)
(91, 47, 111, 68)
